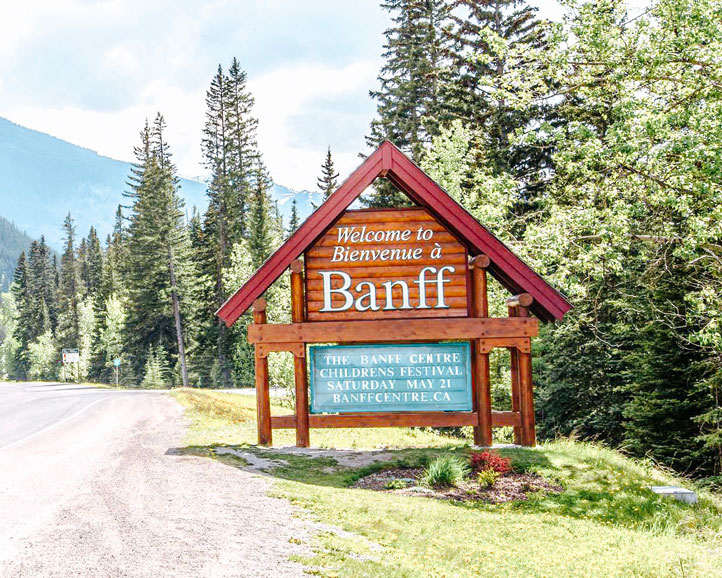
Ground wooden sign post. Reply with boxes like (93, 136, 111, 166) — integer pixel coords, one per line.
(217, 141, 571, 448)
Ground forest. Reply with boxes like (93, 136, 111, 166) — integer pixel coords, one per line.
(0, 0, 720, 480)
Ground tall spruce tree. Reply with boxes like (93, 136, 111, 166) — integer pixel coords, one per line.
(286, 199, 300, 237)
(11, 252, 31, 377)
(368, 0, 450, 160)
(82, 227, 103, 297)
(317, 147, 339, 201)
(365, 0, 451, 207)
(247, 164, 276, 269)
(123, 115, 194, 386)
(27, 237, 56, 335)
(57, 214, 80, 348)
(101, 206, 125, 298)
(200, 59, 262, 388)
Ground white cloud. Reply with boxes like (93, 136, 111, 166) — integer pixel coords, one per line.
(6, 80, 207, 177)
(250, 61, 379, 189)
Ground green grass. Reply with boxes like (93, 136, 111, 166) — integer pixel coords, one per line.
(170, 388, 722, 577)
(171, 388, 467, 449)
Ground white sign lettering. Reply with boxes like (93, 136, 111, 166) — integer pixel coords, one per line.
(319, 266, 455, 313)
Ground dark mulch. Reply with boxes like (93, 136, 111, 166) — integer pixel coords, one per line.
(352, 468, 424, 490)
(351, 468, 563, 503)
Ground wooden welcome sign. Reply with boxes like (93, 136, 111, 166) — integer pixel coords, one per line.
(217, 141, 571, 448)
(305, 208, 468, 321)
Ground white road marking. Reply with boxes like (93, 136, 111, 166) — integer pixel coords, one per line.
(0, 397, 111, 452)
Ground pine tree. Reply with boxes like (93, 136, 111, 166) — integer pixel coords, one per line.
(622, 259, 712, 474)
(57, 213, 80, 348)
(27, 237, 56, 336)
(83, 227, 103, 297)
(199, 59, 263, 388)
(11, 252, 31, 377)
(247, 164, 276, 269)
(123, 115, 194, 387)
(368, 0, 451, 160)
(102, 206, 125, 297)
(365, 0, 451, 207)
(141, 344, 171, 388)
(226, 57, 259, 239)
(317, 146, 339, 201)
(287, 199, 300, 237)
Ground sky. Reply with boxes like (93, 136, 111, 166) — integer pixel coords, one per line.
(1, 0, 570, 191)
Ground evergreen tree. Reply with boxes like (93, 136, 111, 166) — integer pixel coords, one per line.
(367, 0, 451, 162)
(27, 237, 56, 336)
(199, 59, 263, 388)
(286, 199, 300, 237)
(317, 146, 339, 201)
(226, 57, 259, 239)
(83, 227, 103, 297)
(141, 344, 171, 388)
(57, 213, 80, 348)
(247, 165, 276, 269)
(365, 0, 451, 207)
(123, 115, 194, 387)
(11, 252, 31, 377)
(102, 207, 125, 298)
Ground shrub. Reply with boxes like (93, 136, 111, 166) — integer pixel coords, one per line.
(420, 454, 470, 488)
(470, 451, 512, 475)
(477, 469, 501, 488)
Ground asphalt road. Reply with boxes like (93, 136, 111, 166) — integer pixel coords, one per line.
(0, 381, 311, 577)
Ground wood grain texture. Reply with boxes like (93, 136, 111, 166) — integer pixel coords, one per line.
(471, 260, 492, 447)
(290, 264, 309, 448)
(247, 317, 539, 344)
(216, 141, 571, 325)
(519, 346, 536, 447)
(304, 207, 468, 322)
(253, 307, 272, 446)
(270, 410, 519, 429)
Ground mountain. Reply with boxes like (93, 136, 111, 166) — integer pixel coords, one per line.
(271, 184, 322, 228)
(0, 216, 34, 291)
(0, 117, 207, 248)
(0, 117, 317, 249)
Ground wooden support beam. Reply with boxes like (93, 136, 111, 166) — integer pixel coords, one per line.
(508, 301, 535, 447)
(508, 303, 523, 445)
(508, 345, 522, 444)
(270, 410, 520, 429)
(248, 317, 538, 344)
(272, 411, 480, 429)
(253, 298, 272, 446)
(471, 255, 492, 447)
(518, 345, 536, 447)
(477, 337, 531, 354)
(491, 410, 521, 427)
(290, 259, 309, 448)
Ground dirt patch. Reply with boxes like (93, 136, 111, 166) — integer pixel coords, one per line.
(260, 446, 398, 469)
(352, 468, 563, 503)
(352, 468, 424, 490)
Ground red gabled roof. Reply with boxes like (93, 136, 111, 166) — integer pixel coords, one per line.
(217, 141, 571, 325)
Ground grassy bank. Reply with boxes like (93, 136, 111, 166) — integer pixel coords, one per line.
(171, 388, 722, 577)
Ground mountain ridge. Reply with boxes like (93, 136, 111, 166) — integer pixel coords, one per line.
(0, 216, 35, 291)
(0, 117, 319, 249)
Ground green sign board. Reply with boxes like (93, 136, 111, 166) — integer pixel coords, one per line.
(309, 342, 472, 414)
